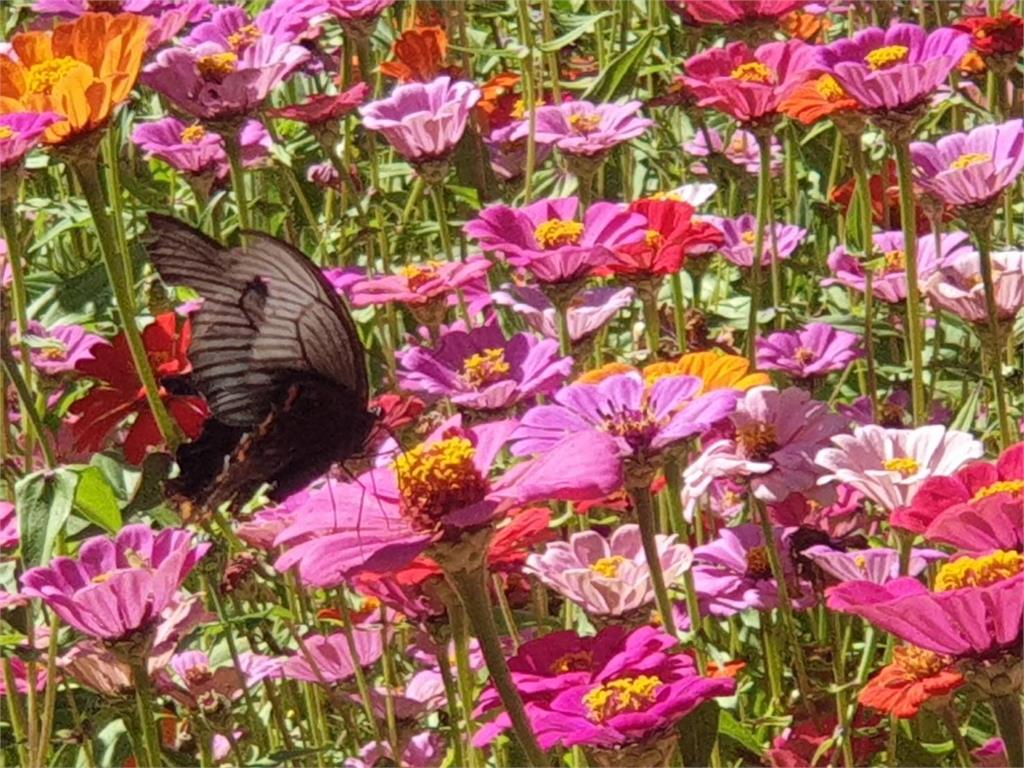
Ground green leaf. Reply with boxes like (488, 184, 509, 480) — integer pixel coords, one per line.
(718, 709, 764, 758)
(123, 452, 175, 518)
(73, 466, 122, 534)
(582, 27, 658, 102)
(537, 11, 615, 52)
(677, 700, 720, 767)
(951, 383, 983, 432)
(16, 468, 79, 568)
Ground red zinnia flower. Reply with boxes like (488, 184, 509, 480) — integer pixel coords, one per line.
(953, 12, 1023, 57)
(831, 160, 940, 234)
(70, 313, 207, 465)
(267, 82, 368, 126)
(779, 74, 860, 126)
(603, 198, 724, 280)
(859, 645, 965, 719)
(379, 26, 457, 83)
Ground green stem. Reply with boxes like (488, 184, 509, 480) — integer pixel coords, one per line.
(130, 660, 162, 768)
(516, 0, 537, 204)
(972, 223, 1013, 448)
(224, 130, 252, 235)
(556, 301, 573, 359)
(69, 154, 181, 450)
(991, 694, 1024, 768)
(939, 705, 973, 768)
(378, 607, 402, 757)
(434, 632, 467, 768)
(746, 132, 773, 363)
(2, 658, 30, 768)
(892, 139, 927, 425)
(447, 594, 482, 768)
(446, 566, 549, 767)
(335, 594, 384, 742)
(0, 347, 56, 469)
(630, 483, 679, 638)
(669, 272, 688, 355)
(641, 285, 661, 361)
(848, 137, 879, 421)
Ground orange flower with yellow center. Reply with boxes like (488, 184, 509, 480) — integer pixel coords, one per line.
(380, 26, 449, 83)
(859, 645, 964, 719)
(576, 361, 638, 385)
(779, 74, 860, 126)
(0, 12, 151, 145)
(645, 350, 769, 393)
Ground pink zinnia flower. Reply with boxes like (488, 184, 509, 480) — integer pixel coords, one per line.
(398, 322, 572, 412)
(756, 322, 863, 379)
(0, 501, 16, 551)
(925, 249, 1024, 326)
(685, 126, 783, 177)
(465, 196, 646, 286)
(20, 321, 103, 376)
(282, 629, 383, 684)
(490, 284, 636, 343)
(131, 117, 270, 180)
(158, 649, 282, 709)
(525, 525, 693, 618)
(803, 545, 946, 585)
(682, 40, 815, 125)
(822, 230, 973, 304)
(924, 495, 1024, 554)
(20, 525, 209, 644)
(672, 0, 806, 26)
(183, 1, 326, 48)
(325, 0, 396, 23)
(816, 23, 971, 113)
(33, 0, 211, 48)
(910, 119, 1024, 208)
(359, 76, 481, 165)
(709, 213, 806, 267)
(815, 424, 984, 513)
(0, 112, 62, 170)
(516, 100, 652, 157)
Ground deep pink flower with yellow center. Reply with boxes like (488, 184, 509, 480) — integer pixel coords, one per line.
(348, 257, 491, 322)
(756, 322, 863, 380)
(131, 117, 271, 181)
(815, 23, 971, 113)
(670, 0, 805, 27)
(464, 196, 646, 286)
(0, 112, 62, 170)
(681, 39, 815, 125)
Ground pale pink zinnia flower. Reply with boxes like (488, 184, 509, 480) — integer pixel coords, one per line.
(516, 100, 653, 158)
(924, 249, 1024, 327)
(815, 424, 984, 512)
(525, 525, 693, 618)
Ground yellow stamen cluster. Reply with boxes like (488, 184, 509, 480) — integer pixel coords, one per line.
(227, 23, 262, 51)
(550, 650, 593, 675)
(401, 261, 442, 291)
(591, 555, 627, 579)
(197, 52, 239, 81)
(393, 437, 489, 528)
(534, 219, 584, 249)
(949, 152, 992, 170)
(815, 74, 847, 101)
(876, 249, 907, 274)
(26, 57, 81, 95)
(793, 346, 817, 365)
(934, 550, 1022, 592)
(461, 348, 511, 388)
(892, 645, 953, 679)
(745, 545, 773, 579)
(971, 479, 1024, 503)
(883, 457, 920, 476)
(180, 124, 207, 144)
(0, 126, 16, 141)
(730, 61, 775, 84)
(583, 675, 663, 723)
(741, 230, 757, 245)
(645, 229, 662, 247)
(568, 112, 602, 134)
(736, 422, 778, 461)
(865, 45, 909, 71)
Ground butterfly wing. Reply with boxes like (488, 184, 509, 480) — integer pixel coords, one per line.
(145, 214, 368, 427)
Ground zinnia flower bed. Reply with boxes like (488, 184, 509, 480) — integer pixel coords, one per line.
(1, 2, 1023, 767)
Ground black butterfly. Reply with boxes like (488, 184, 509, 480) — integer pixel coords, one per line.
(145, 214, 376, 515)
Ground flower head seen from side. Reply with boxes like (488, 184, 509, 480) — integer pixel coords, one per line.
(822, 230, 974, 304)
(131, 117, 270, 182)
(20, 525, 208, 646)
(816, 23, 971, 114)
(348, 257, 490, 325)
(268, 82, 368, 127)
(20, 321, 104, 377)
(802, 545, 946, 585)
(282, 629, 383, 684)
(910, 119, 1024, 209)
(953, 12, 1023, 75)
(398, 322, 572, 412)
(525, 525, 693, 619)
(648, 350, 770, 394)
(517, 99, 653, 158)
(0, 112, 62, 170)
(924, 249, 1024, 329)
(674, 0, 806, 27)
(815, 424, 984, 513)
(69, 312, 208, 465)
(756, 322, 863, 380)
(710, 213, 806, 268)
(858, 645, 965, 719)
(0, 12, 151, 145)
(490, 284, 636, 345)
(684, 127, 782, 177)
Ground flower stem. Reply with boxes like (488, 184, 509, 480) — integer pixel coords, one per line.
(746, 131, 773, 364)
(516, 0, 537, 204)
(939, 705, 973, 768)
(991, 694, 1023, 768)
(630, 483, 679, 638)
(972, 222, 1013, 448)
(445, 565, 549, 767)
(641, 284, 661, 361)
(847, 137, 879, 421)
(669, 272, 688, 355)
(891, 139, 927, 426)
(223, 129, 252, 235)
(445, 593, 482, 768)
(69, 152, 181, 451)
(130, 660, 162, 768)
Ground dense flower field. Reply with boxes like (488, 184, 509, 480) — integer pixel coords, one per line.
(1, 0, 1023, 766)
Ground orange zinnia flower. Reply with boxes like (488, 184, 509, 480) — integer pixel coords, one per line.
(779, 74, 859, 126)
(644, 350, 769, 393)
(379, 26, 454, 83)
(475, 71, 521, 134)
(859, 645, 965, 719)
(0, 13, 150, 145)
(781, 10, 830, 43)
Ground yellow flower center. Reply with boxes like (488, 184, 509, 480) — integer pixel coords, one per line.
(971, 479, 1024, 503)
(393, 436, 489, 528)
(883, 457, 920, 476)
(650, 191, 684, 202)
(815, 74, 847, 102)
(568, 112, 602, 134)
(878, 249, 906, 274)
(550, 650, 593, 675)
(741, 230, 757, 245)
(26, 57, 81, 95)
(461, 348, 511, 388)
(576, 362, 638, 385)
(91, 571, 114, 584)
(865, 45, 909, 71)
(745, 545, 773, 579)
(934, 550, 1022, 591)
(644, 228, 663, 247)
(0, 126, 16, 141)
(42, 345, 67, 361)
(730, 61, 775, 84)
(591, 555, 627, 579)
(197, 52, 238, 81)
(227, 23, 262, 51)
(401, 261, 442, 291)
(793, 346, 816, 365)
(950, 152, 992, 170)
(584, 675, 662, 723)
(854, 554, 868, 572)
(892, 645, 953, 679)
(736, 422, 778, 462)
(180, 124, 207, 144)
(534, 219, 584, 249)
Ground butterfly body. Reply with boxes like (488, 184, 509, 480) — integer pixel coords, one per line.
(145, 215, 374, 513)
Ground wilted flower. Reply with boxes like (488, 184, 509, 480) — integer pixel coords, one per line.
(756, 322, 863, 379)
(709, 213, 806, 267)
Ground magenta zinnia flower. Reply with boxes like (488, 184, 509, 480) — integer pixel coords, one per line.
(183, 1, 325, 49)
(910, 119, 1024, 208)
(676, 0, 805, 26)
(0, 112, 62, 170)
(20, 525, 208, 644)
(20, 321, 103, 376)
(359, 76, 481, 166)
(490, 284, 636, 343)
(131, 117, 270, 180)
(525, 525, 693, 618)
(710, 213, 806, 267)
(756, 322, 863, 379)
(803, 545, 946, 585)
(682, 40, 815, 125)
(816, 23, 971, 113)
(925, 249, 1024, 326)
(822, 230, 974, 304)
(465, 196, 646, 287)
(398, 322, 572, 412)
(517, 100, 652, 158)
